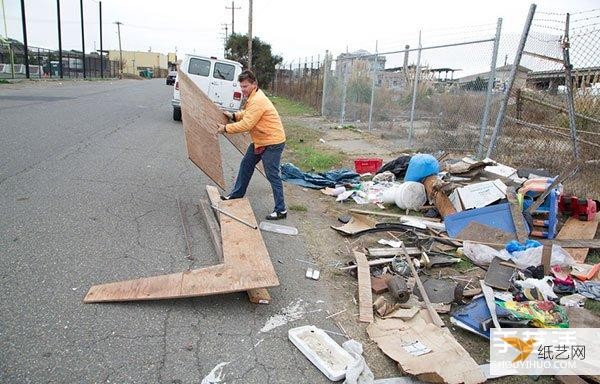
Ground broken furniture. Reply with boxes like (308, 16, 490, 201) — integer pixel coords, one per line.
(84, 186, 279, 303)
(519, 177, 559, 239)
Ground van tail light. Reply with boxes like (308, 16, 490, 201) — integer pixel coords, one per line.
(175, 81, 179, 90)
(233, 91, 242, 101)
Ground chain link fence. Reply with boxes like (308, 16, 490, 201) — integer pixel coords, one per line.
(0, 43, 120, 79)
(484, 6, 600, 197)
(272, 6, 600, 197)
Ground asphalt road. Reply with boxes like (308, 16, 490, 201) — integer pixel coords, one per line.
(0, 79, 343, 383)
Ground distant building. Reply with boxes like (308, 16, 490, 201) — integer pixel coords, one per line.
(336, 50, 386, 76)
(108, 50, 176, 75)
(457, 64, 531, 91)
(526, 66, 600, 92)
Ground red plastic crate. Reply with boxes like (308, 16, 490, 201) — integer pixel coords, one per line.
(354, 158, 383, 174)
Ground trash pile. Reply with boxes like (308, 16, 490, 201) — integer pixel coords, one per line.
(283, 153, 600, 383)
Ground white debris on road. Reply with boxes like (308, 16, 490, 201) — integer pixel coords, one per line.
(260, 298, 306, 333)
(201, 362, 230, 384)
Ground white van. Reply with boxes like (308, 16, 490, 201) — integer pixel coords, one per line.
(172, 54, 244, 121)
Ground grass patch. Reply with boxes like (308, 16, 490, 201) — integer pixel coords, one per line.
(296, 146, 343, 171)
(454, 258, 475, 272)
(271, 96, 317, 116)
(0, 78, 8, 84)
(586, 249, 600, 264)
(585, 298, 600, 316)
(288, 204, 308, 212)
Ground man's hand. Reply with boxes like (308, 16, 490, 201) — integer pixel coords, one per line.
(223, 111, 234, 121)
(217, 124, 226, 134)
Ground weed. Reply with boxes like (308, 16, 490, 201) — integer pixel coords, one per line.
(271, 96, 317, 116)
(0, 78, 8, 84)
(288, 204, 308, 212)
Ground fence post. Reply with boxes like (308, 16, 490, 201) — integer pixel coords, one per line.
(321, 51, 330, 116)
(477, 17, 502, 158)
(486, 3, 536, 159)
(562, 12, 580, 161)
(368, 41, 378, 132)
(408, 30, 422, 148)
(340, 60, 349, 125)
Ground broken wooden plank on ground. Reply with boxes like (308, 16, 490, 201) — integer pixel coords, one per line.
(422, 175, 457, 218)
(348, 209, 441, 222)
(83, 189, 279, 303)
(367, 309, 486, 384)
(366, 247, 420, 257)
(354, 251, 374, 323)
(555, 214, 599, 263)
(205, 185, 271, 304)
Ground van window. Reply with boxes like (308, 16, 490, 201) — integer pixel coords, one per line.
(213, 62, 235, 81)
(188, 58, 211, 77)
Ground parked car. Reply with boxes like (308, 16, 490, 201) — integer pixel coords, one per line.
(171, 54, 243, 121)
(166, 70, 177, 85)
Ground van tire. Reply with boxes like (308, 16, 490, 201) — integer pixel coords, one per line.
(173, 107, 182, 121)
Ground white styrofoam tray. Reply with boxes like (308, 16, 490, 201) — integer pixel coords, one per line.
(288, 325, 355, 381)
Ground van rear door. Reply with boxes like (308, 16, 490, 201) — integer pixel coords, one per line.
(209, 61, 242, 111)
(186, 57, 212, 94)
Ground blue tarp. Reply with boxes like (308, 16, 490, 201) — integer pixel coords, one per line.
(280, 163, 360, 189)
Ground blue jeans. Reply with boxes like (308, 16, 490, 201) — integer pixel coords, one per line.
(229, 142, 286, 212)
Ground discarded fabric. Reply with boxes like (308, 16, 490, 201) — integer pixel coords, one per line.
(342, 340, 374, 384)
(376, 155, 412, 179)
(496, 300, 568, 328)
(281, 163, 360, 189)
(575, 281, 600, 301)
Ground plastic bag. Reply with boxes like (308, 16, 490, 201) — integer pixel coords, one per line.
(496, 300, 569, 328)
(404, 154, 439, 182)
(343, 340, 374, 384)
(499, 245, 575, 270)
(461, 241, 510, 267)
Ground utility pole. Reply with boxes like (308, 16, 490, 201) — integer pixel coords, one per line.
(79, 0, 85, 78)
(99, 1, 103, 78)
(247, 0, 253, 70)
(20, 0, 29, 78)
(114, 21, 123, 75)
(2, 0, 15, 78)
(55, 0, 63, 78)
(225, 1, 240, 34)
(221, 23, 229, 57)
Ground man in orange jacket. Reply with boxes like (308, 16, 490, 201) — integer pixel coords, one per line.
(217, 70, 287, 220)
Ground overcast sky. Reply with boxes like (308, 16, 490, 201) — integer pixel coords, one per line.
(2, 0, 598, 75)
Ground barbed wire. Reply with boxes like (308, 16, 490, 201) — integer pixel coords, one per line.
(570, 14, 600, 23)
(570, 22, 600, 30)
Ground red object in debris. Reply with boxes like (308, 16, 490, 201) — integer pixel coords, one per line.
(558, 194, 597, 221)
(354, 158, 383, 174)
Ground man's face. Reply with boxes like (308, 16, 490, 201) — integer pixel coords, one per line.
(240, 79, 257, 98)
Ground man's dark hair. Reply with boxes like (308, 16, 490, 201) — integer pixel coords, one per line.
(238, 70, 257, 83)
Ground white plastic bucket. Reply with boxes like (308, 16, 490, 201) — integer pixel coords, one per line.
(394, 181, 427, 210)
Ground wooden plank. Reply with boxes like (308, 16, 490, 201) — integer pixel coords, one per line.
(354, 251, 374, 323)
(179, 70, 225, 188)
(247, 288, 271, 304)
(198, 198, 224, 261)
(349, 209, 441, 222)
(205, 185, 270, 304)
(545, 239, 600, 248)
(179, 72, 264, 190)
(423, 176, 457, 218)
(506, 186, 529, 243)
(367, 247, 420, 257)
(84, 196, 279, 302)
(556, 214, 599, 263)
(400, 244, 445, 328)
(541, 244, 552, 275)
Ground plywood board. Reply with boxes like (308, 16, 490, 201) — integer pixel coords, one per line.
(84, 194, 279, 302)
(179, 71, 264, 188)
(354, 251, 374, 323)
(179, 70, 225, 188)
(367, 310, 486, 384)
(205, 185, 271, 304)
(556, 214, 599, 263)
